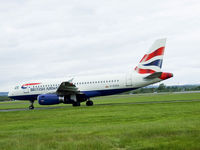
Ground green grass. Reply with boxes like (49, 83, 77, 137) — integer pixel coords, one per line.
(0, 93, 200, 150)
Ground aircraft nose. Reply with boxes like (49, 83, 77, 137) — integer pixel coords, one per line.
(8, 90, 12, 98)
(8, 91, 10, 97)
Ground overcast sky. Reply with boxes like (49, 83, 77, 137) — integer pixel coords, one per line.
(0, 0, 200, 91)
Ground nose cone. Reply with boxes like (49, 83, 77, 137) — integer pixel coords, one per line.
(8, 90, 12, 98)
(8, 91, 11, 97)
(159, 72, 173, 80)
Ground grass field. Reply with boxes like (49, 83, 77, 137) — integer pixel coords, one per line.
(0, 93, 200, 150)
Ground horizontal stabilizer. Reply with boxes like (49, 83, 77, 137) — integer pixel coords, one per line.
(144, 72, 173, 80)
(144, 72, 162, 80)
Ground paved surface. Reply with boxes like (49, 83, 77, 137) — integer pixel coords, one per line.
(97, 99, 200, 106)
(0, 99, 200, 112)
(0, 106, 69, 112)
(0, 102, 28, 105)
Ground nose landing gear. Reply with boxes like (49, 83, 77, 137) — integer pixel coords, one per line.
(29, 100, 35, 109)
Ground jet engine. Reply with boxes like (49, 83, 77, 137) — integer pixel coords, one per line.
(37, 94, 88, 105)
(38, 94, 64, 105)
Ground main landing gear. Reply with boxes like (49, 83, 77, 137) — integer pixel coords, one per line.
(71, 94, 80, 107)
(86, 100, 93, 106)
(71, 99, 94, 107)
(29, 100, 35, 110)
(72, 101, 81, 107)
(72, 100, 94, 107)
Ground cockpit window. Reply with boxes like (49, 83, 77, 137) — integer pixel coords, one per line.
(14, 86, 19, 90)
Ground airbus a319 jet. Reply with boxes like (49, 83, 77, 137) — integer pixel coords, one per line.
(8, 39, 173, 109)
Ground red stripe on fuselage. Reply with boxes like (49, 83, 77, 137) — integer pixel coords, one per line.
(140, 47, 165, 63)
(22, 83, 41, 86)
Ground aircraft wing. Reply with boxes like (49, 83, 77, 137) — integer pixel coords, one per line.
(56, 81, 80, 96)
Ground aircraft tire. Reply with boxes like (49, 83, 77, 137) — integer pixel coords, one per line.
(86, 100, 93, 106)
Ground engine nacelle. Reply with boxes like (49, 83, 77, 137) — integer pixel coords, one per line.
(38, 94, 64, 105)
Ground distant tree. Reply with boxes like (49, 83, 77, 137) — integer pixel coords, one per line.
(0, 96, 10, 101)
(129, 84, 200, 95)
(158, 83, 166, 92)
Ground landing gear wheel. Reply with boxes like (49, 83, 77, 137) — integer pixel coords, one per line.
(72, 102, 81, 107)
(29, 105, 34, 110)
(86, 100, 93, 106)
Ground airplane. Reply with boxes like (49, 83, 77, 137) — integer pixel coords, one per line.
(8, 38, 173, 109)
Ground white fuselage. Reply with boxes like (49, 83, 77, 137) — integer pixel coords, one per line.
(8, 72, 161, 100)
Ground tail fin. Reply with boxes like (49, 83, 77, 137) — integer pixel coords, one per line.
(135, 38, 166, 74)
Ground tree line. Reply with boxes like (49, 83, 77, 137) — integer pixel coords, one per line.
(132, 84, 200, 94)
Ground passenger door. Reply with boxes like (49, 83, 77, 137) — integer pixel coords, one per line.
(126, 72, 132, 86)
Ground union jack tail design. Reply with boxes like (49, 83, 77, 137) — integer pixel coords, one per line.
(135, 38, 166, 74)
